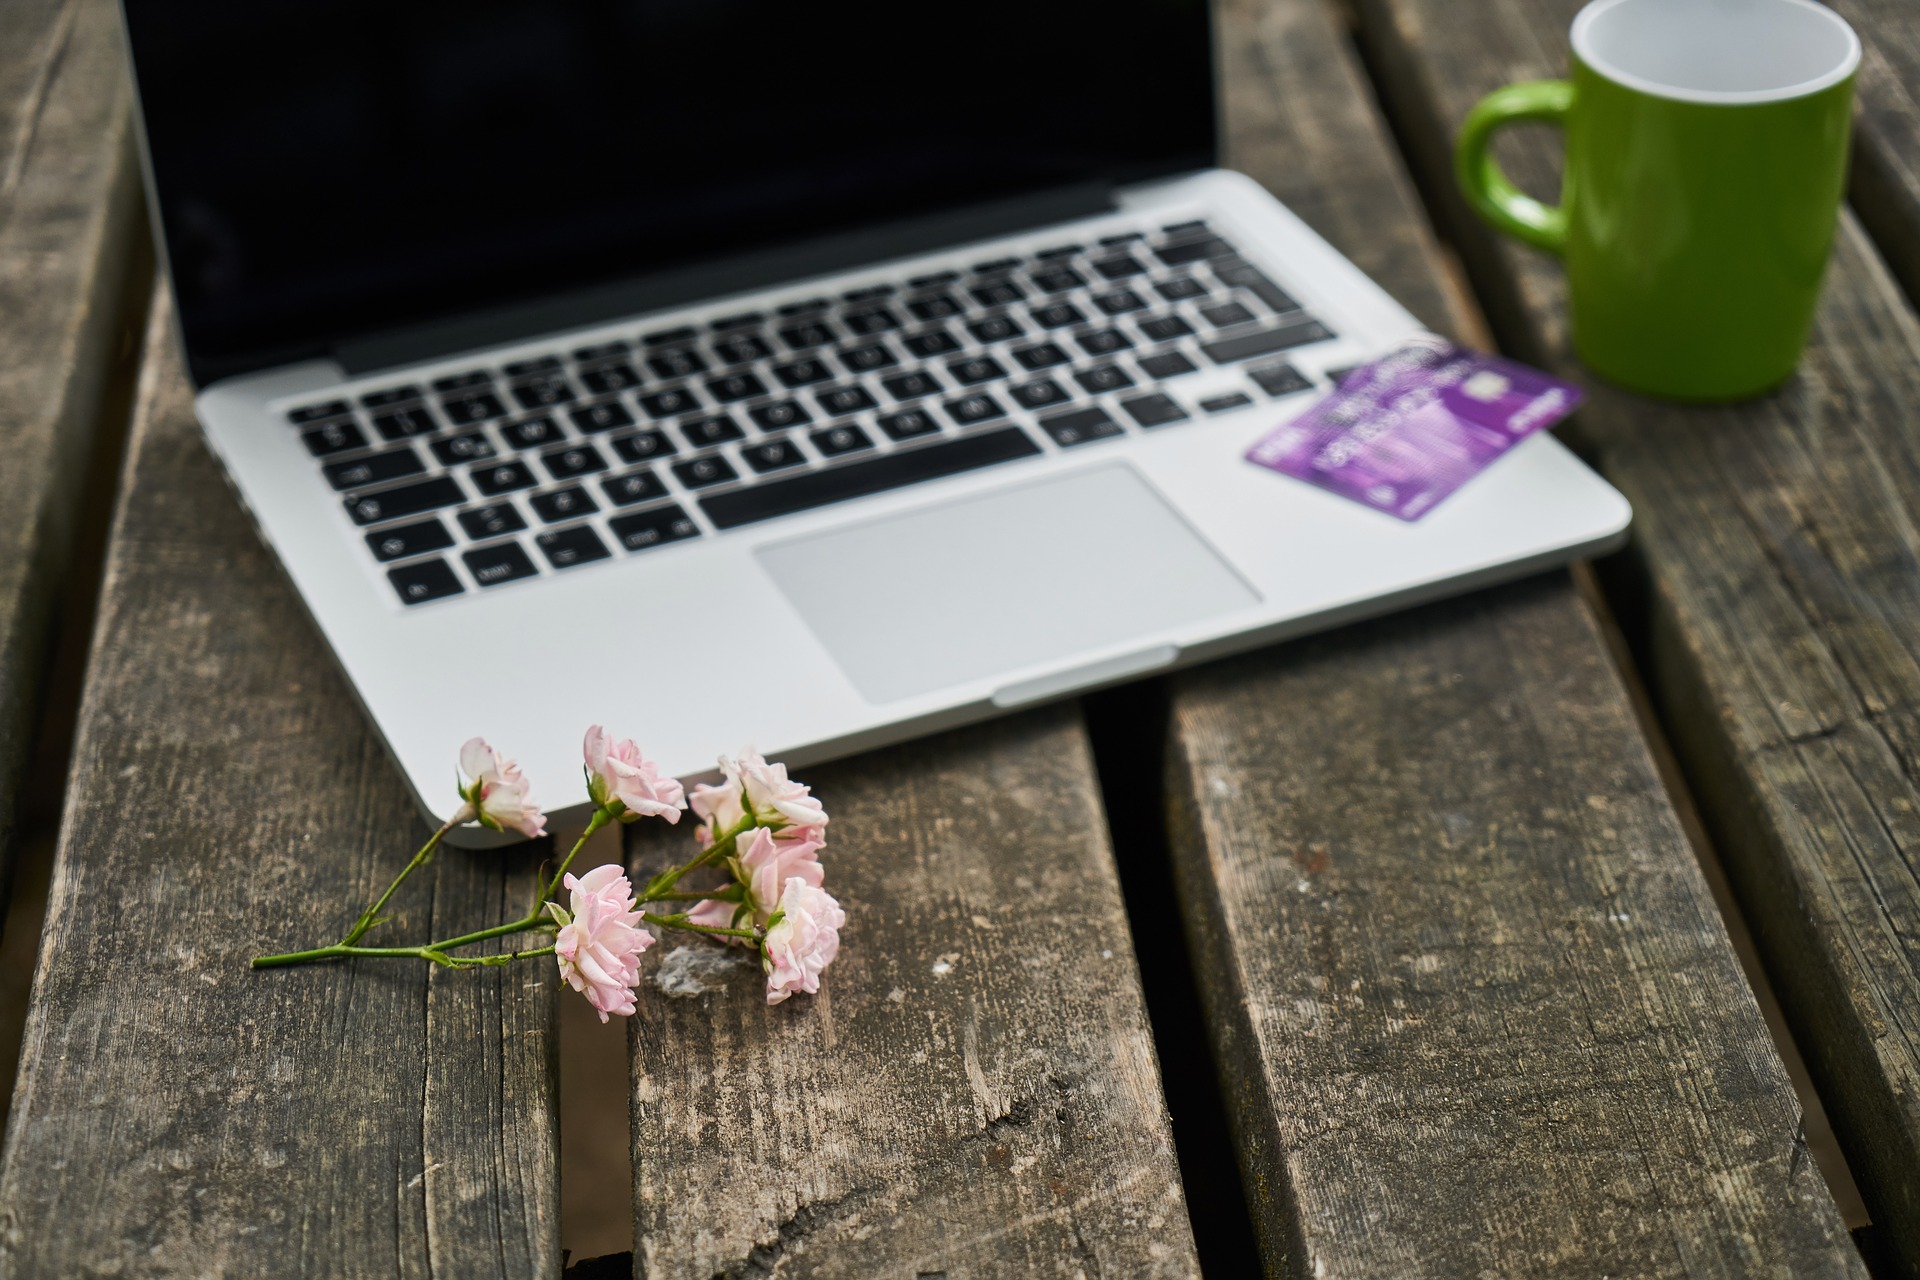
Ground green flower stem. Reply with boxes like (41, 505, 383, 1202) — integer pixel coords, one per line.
(422, 807, 615, 953)
(638, 816, 754, 902)
(640, 889, 734, 903)
(642, 911, 762, 942)
(338, 819, 456, 946)
(251, 940, 556, 969)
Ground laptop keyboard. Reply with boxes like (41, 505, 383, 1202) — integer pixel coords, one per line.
(283, 220, 1338, 606)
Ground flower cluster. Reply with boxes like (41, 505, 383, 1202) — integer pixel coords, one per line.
(253, 729, 845, 1019)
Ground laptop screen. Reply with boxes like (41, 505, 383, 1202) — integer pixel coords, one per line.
(122, 0, 1216, 384)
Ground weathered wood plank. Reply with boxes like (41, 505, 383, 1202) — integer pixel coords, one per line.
(1341, 0, 1920, 1269)
(0, 294, 561, 1277)
(0, 0, 145, 894)
(1830, 0, 1920, 306)
(625, 709, 1200, 1278)
(1154, 0, 1868, 1272)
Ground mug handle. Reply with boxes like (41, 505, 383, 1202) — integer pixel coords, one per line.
(1454, 80, 1575, 255)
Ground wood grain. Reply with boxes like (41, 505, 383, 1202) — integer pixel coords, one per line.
(1159, 0, 1867, 1272)
(0, 295, 561, 1278)
(0, 0, 145, 894)
(1340, 0, 1920, 1269)
(625, 709, 1199, 1279)
(1831, 0, 1920, 306)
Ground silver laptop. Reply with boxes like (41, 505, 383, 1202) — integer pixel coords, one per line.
(120, 0, 1629, 844)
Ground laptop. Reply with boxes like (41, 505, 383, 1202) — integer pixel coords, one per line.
(118, 0, 1630, 845)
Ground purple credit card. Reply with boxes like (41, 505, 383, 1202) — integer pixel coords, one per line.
(1245, 337, 1582, 521)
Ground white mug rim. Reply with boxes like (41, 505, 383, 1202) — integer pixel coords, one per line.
(1570, 0, 1861, 105)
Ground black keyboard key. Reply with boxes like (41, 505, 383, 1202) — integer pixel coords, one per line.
(647, 348, 707, 380)
(366, 517, 455, 562)
(1162, 219, 1209, 236)
(639, 388, 701, 419)
(1099, 231, 1145, 247)
(908, 270, 960, 288)
(1039, 407, 1124, 448)
(1201, 301, 1256, 329)
(459, 504, 528, 539)
(602, 470, 670, 507)
(903, 329, 963, 359)
(776, 298, 829, 316)
(672, 454, 739, 489)
(388, 559, 463, 605)
(878, 409, 941, 441)
(1075, 365, 1135, 394)
(503, 356, 562, 377)
(609, 505, 701, 552)
(1213, 259, 1302, 313)
(1011, 379, 1071, 410)
(839, 342, 897, 373)
(1092, 256, 1146, 280)
(816, 385, 878, 416)
(643, 326, 699, 346)
(1201, 392, 1255, 413)
(502, 417, 564, 449)
(463, 541, 540, 587)
(1030, 267, 1085, 293)
(1120, 393, 1190, 428)
(969, 281, 1024, 309)
(432, 371, 493, 393)
(844, 307, 900, 335)
(579, 364, 642, 395)
(774, 357, 834, 388)
(471, 461, 537, 496)
(944, 392, 1006, 426)
(714, 334, 773, 365)
(612, 430, 675, 464)
(1153, 234, 1234, 265)
(573, 341, 631, 363)
(288, 400, 350, 425)
(324, 448, 424, 491)
(1139, 315, 1195, 343)
(442, 392, 508, 424)
(1031, 302, 1087, 330)
(971, 256, 1021, 274)
(709, 312, 764, 331)
(373, 406, 436, 440)
(511, 376, 575, 409)
(701, 427, 1041, 530)
(571, 401, 635, 434)
(1093, 289, 1147, 316)
(706, 372, 767, 403)
(1154, 276, 1210, 302)
(682, 415, 746, 448)
(345, 476, 464, 525)
(530, 486, 598, 523)
(844, 283, 895, 302)
(881, 370, 943, 401)
(1138, 351, 1199, 380)
(536, 526, 611, 569)
(1248, 361, 1314, 397)
(907, 295, 963, 322)
(542, 444, 607, 480)
(966, 316, 1024, 344)
(1077, 329, 1132, 356)
(811, 424, 872, 457)
(302, 420, 367, 456)
(360, 386, 422, 409)
(1012, 343, 1071, 372)
(742, 439, 806, 472)
(1034, 243, 1083, 259)
(779, 321, 836, 350)
(431, 431, 498, 465)
(948, 356, 1007, 386)
(1202, 320, 1337, 365)
(749, 400, 813, 432)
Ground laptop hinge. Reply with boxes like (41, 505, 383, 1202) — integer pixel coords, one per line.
(334, 182, 1117, 376)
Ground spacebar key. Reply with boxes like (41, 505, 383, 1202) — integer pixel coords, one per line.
(1202, 318, 1336, 364)
(700, 427, 1042, 530)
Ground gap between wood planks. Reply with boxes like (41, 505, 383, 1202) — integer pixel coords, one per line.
(1320, 0, 1880, 1247)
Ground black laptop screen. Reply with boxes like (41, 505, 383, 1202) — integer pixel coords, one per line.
(121, 0, 1215, 383)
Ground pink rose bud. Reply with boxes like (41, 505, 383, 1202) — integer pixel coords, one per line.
(737, 751, 829, 830)
(552, 864, 653, 1023)
(454, 737, 547, 838)
(582, 725, 686, 823)
(682, 896, 746, 933)
(762, 877, 845, 1005)
(737, 826, 825, 925)
(688, 755, 746, 847)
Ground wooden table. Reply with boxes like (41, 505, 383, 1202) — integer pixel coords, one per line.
(1, 0, 1916, 1274)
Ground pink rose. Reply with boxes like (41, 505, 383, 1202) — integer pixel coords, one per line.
(762, 877, 844, 1005)
(737, 826, 825, 924)
(737, 751, 829, 830)
(688, 756, 746, 847)
(454, 737, 546, 838)
(583, 725, 686, 823)
(552, 864, 653, 1023)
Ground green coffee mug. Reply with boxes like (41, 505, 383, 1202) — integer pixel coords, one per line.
(1455, 0, 1860, 401)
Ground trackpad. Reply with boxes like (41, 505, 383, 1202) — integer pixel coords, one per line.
(755, 463, 1260, 703)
